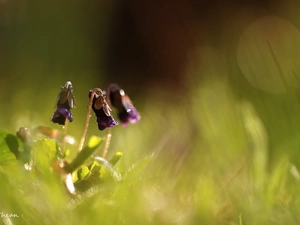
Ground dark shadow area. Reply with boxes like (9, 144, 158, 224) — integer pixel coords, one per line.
(5, 134, 20, 158)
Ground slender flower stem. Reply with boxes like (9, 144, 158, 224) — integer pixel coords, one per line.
(91, 154, 121, 181)
(100, 84, 117, 158)
(77, 88, 103, 153)
(102, 128, 112, 158)
(62, 120, 69, 153)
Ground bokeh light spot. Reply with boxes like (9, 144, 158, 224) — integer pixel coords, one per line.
(237, 16, 300, 93)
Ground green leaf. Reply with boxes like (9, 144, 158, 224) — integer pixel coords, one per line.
(88, 135, 102, 148)
(30, 138, 60, 176)
(72, 161, 102, 191)
(72, 170, 78, 183)
(74, 161, 103, 192)
(77, 165, 91, 180)
(64, 136, 103, 173)
(99, 166, 112, 180)
(88, 160, 101, 173)
(109, 151, 123, 166)
(92, 155, 122, 181)
(31, 139, 58, 163)
(125, 153, 154, 181)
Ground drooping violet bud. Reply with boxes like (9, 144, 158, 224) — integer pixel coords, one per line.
(107, 84, 141, 126)
(51, 81, 76, 125)
(89, 89, 118, 131)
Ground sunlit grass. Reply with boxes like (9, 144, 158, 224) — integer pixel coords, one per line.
(2, 13, 300, 225)
(2, 74, 300, 225)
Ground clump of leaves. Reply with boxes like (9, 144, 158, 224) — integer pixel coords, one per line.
(0, 81, 143, 225)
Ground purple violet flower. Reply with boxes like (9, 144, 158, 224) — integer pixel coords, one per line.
(89, 90, 118, 131)
(107, 84, 141, 126)
(51, 103, 73, 125)
(51, 81, 75, 125)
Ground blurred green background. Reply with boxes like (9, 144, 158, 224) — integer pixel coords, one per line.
(1, 0, 300, 165)
(2, 0, 300, 224)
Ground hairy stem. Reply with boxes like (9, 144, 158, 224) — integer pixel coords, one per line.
(77, 88, 103, 153)
(102, 128, 112, 158)
(62, 120, 68, 153)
